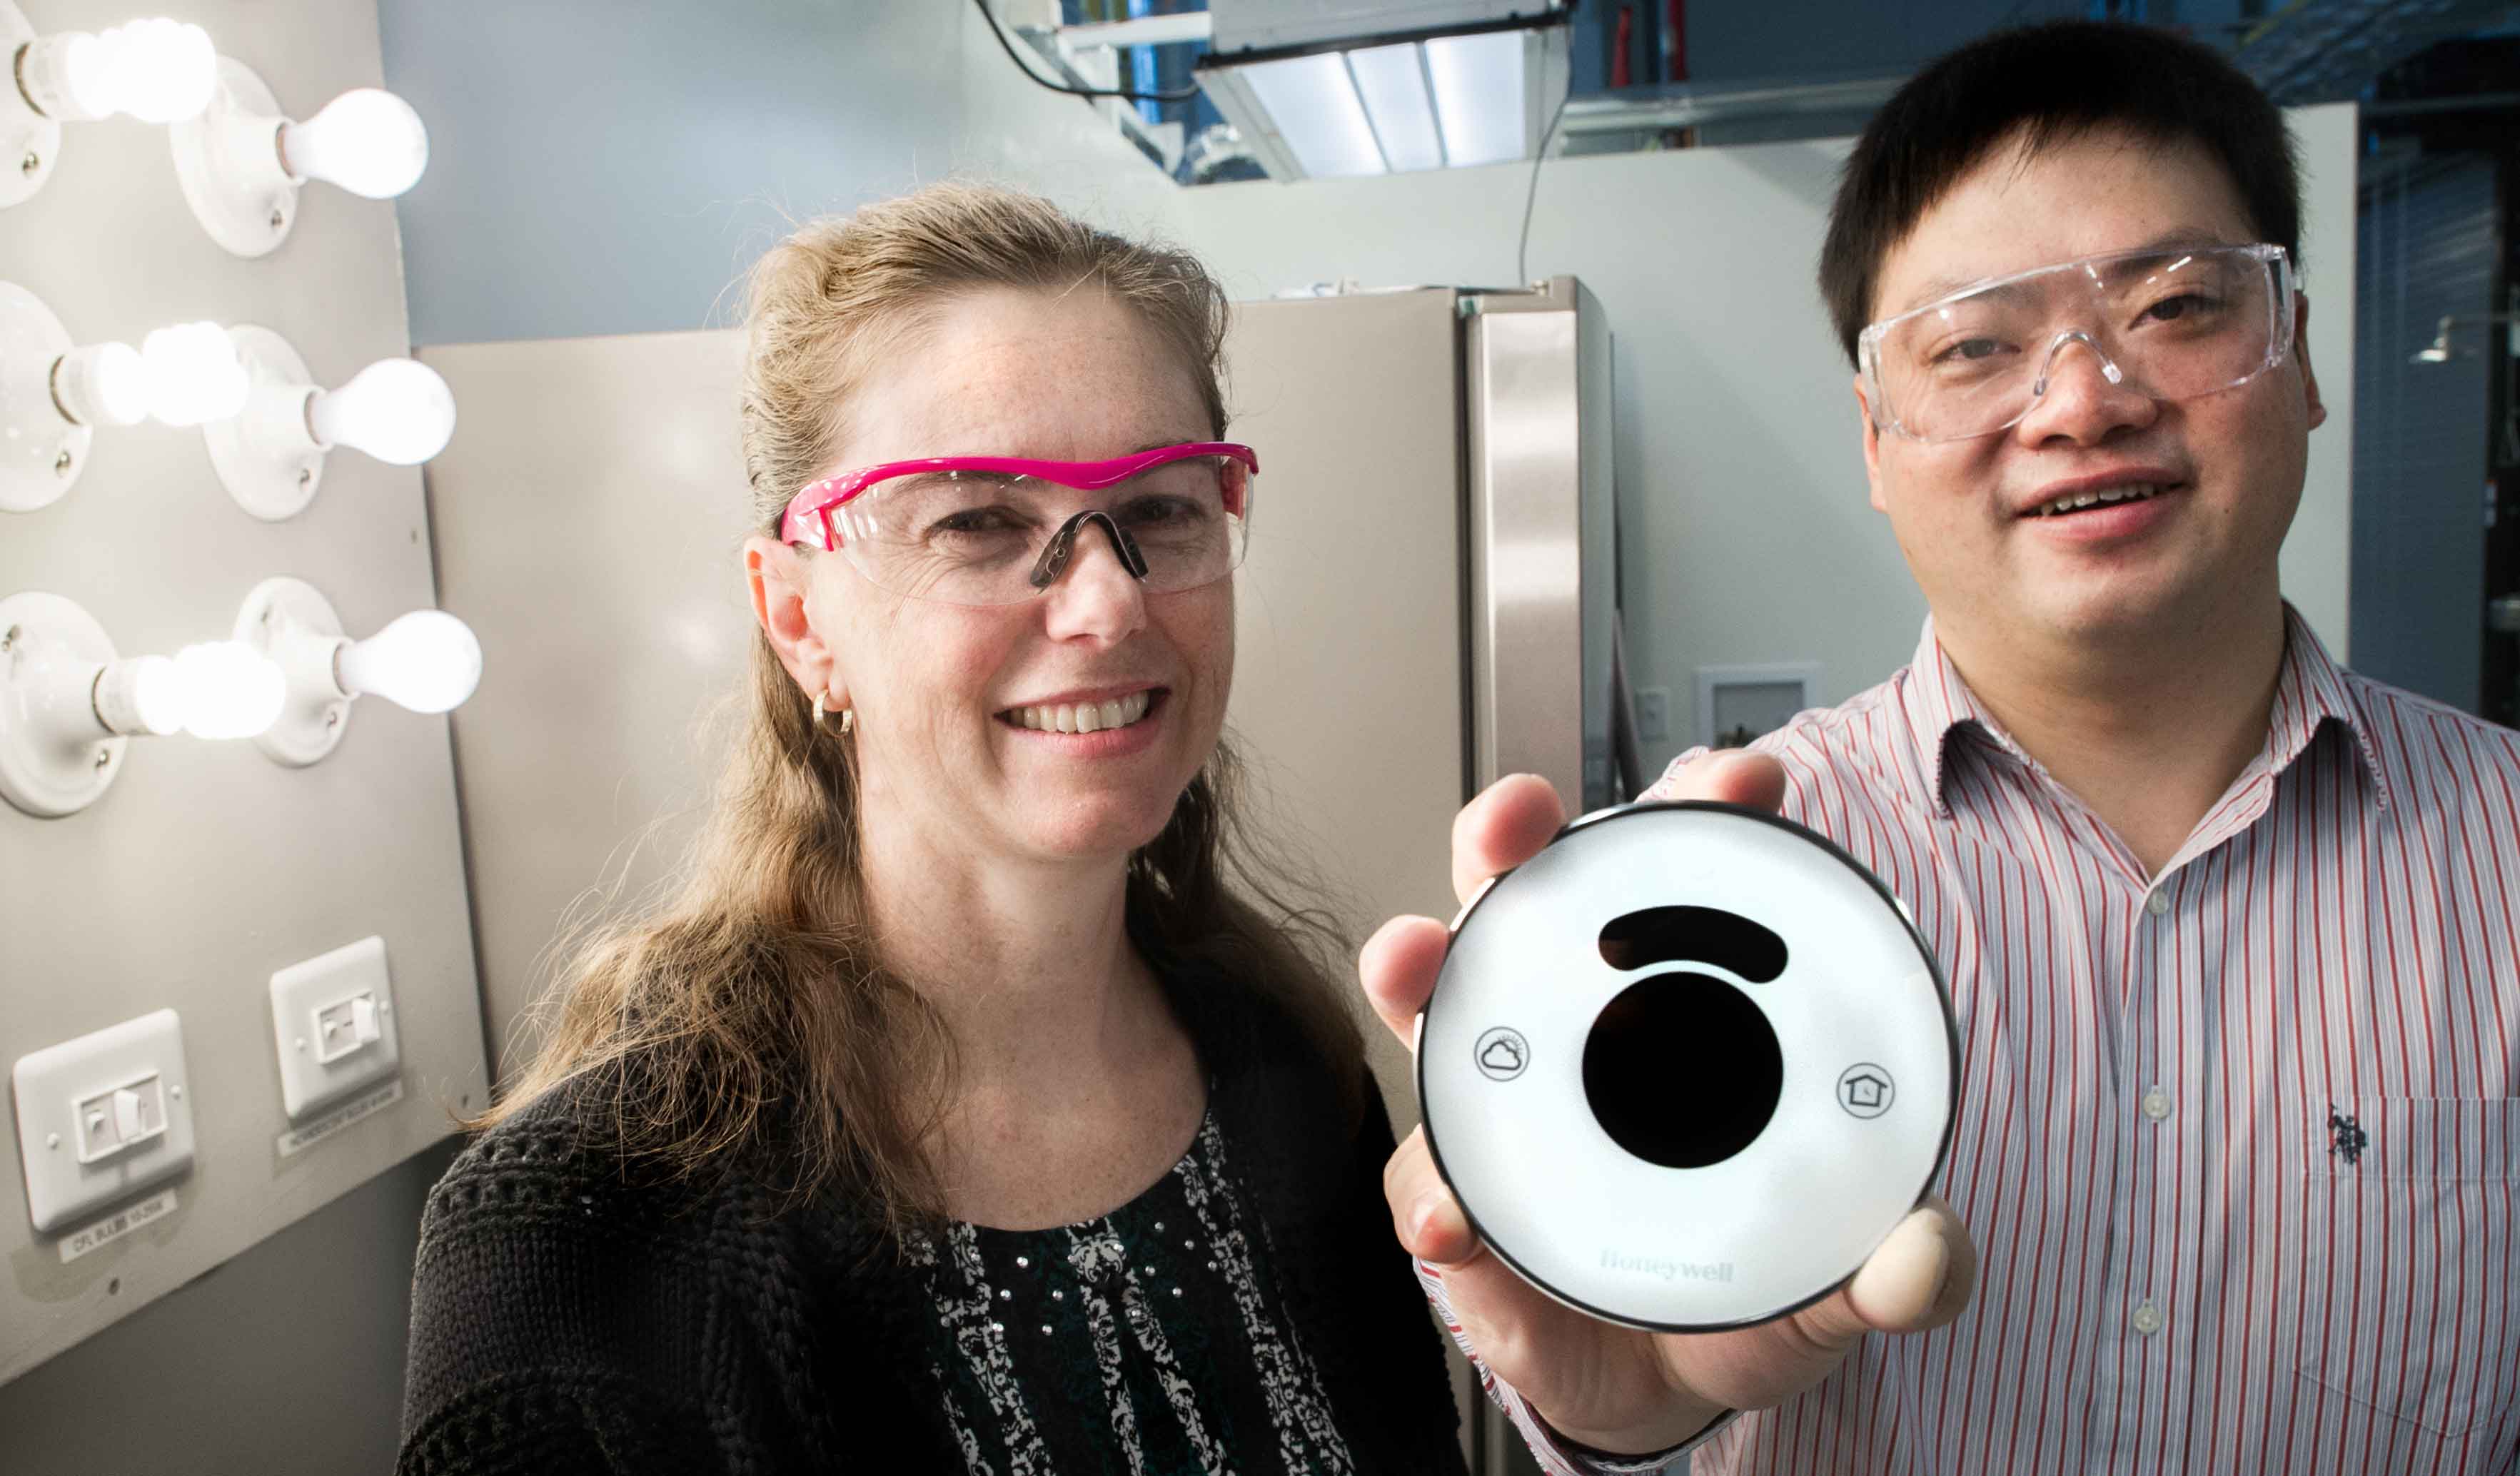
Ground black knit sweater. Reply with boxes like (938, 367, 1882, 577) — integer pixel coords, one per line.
(396, 974, 1467, 1474)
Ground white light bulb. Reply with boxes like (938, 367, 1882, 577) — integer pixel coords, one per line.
(281, 89, 428, 199)
(70, 19, 218, 123)
(170, 641, 286, 739)
(308, 359, 455, 465)
(140, 323, 248, 427)
(338, 611, 481, 714)
(89, 343, 148, 425)
(129, 654, 185, 737)
(51, 343, 150, 428)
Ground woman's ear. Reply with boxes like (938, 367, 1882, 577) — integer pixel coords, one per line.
(745, 535, 841, 707)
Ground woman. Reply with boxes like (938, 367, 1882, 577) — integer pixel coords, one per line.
(397, 183, 1463, 1473)
(397, 183, 1970, 1476)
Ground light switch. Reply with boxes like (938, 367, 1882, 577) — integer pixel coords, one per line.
(111, 1088, 142, 1141)
(270, 936, 401, 1122)
(12, 1011, 196, 1235)
(311, 991, 382, 1065)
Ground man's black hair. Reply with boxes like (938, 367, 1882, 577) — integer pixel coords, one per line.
(1818, 21, 2301, 366)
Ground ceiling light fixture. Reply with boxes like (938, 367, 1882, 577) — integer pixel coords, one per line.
(1193, 1, 1566, 181)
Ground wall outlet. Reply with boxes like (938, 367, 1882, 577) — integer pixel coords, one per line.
(1634, 687, 1670, 743)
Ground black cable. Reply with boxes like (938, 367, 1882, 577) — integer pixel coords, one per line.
(972, 0, 1201, 104)
(1516, 76, 1576, 285)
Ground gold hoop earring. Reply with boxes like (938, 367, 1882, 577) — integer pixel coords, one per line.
(810, 692, 855, 734)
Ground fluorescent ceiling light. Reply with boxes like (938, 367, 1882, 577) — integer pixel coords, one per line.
(1348, 43, 1444, 172)
(1242, 53, 1385, 178)
(1426, 30, 1525, 168)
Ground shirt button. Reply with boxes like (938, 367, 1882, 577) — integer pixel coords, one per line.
(2132, 1300, 2164, 1336)
(2145, 889, 2171, 917)
(2142, 1087, 2173, 1122)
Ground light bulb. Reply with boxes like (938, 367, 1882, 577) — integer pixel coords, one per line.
(141, 323, 248, 426)
(67, 19, 218, 123)
(128, 654, 185, 736)
(307, 359, 455, 465)
(170, 640, 285, 739)
(338, 611, 481, 714)
(88, 343, 148, 425)
(279, 89, 428, 199)
(51, 342, 149, 428)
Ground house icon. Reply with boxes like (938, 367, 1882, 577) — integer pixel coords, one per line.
(1836, 1066, 1895, 1119)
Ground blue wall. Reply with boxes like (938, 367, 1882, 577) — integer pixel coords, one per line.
(383, 1, 972, 344)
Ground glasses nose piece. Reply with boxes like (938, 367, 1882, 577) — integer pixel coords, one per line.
(1029, 509, 1149, 592)
(2030, 330, 2127, 399)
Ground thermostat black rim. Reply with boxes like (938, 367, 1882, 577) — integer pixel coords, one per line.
(1416, 798, 1963, 1334)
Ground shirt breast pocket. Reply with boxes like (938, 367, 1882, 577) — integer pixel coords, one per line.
(2293, 1094, 2520, 1437)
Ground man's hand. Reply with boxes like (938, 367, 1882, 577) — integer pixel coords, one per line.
(1359, 754, 1977, 1454)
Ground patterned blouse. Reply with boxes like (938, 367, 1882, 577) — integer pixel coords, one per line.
(907, 1109, 1360, 1475)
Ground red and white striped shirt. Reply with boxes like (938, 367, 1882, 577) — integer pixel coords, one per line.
(1450, 607, 2520, 1475)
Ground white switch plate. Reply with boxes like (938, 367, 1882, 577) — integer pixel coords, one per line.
(1633, 686, 1670, 744)
(269, 936, 401, 1123)
(12, 1010, 197, 1235)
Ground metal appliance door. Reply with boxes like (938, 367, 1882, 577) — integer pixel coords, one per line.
(1465, 277, 1616, 816)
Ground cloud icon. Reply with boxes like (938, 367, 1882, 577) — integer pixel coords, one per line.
(1481, 1037, 1524, 1072)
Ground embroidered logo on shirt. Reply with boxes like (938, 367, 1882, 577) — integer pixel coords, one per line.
(2327, 1106, 2368, 1166)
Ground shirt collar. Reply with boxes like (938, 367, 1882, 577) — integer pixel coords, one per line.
(2265, 602, 2392, 810)
(1902, 602, 2389, 819)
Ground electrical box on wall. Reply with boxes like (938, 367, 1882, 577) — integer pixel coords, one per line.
(268, 935, 399, 1122)
(11, 1010, 196, 1235)
(1696, 662, 1821, 751)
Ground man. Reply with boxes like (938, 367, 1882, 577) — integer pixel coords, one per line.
(1359, 20, 2520, 1476)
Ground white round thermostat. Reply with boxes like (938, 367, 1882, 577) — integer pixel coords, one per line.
(1418, 801, 1957, 1331)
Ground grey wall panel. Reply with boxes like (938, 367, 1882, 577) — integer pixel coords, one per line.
(1, 1139, 456, 1476)
(1, 0, 483, 1389)
(418, 330, 755, 1078)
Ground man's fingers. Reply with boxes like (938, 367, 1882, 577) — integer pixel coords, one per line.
(1643, 749, 1790, 813)
(1359, 914, 1451, 1050)
(1792, 1194, 1975, 1348)
(1451, 774, 1567, 906)
(1381, 1125, 1481, 1266)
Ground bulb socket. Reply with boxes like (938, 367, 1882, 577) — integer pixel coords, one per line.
(242, 380, 321, 458)
(91, 656, 175, 737)
(51, 343, 143, 428)
(14, 32, 96, 121)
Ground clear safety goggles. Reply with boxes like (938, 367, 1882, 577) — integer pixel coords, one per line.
(1857, 242, 2295, 443)
(779, 442, 1256, 607)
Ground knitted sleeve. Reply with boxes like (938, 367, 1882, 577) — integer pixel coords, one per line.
(395, 1108, 729, 1475)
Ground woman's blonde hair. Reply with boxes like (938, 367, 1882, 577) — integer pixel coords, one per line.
(477, 183, 1361, 1236)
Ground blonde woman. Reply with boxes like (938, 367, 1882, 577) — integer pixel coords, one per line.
(397, 185, 1969, 1475)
